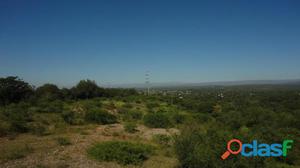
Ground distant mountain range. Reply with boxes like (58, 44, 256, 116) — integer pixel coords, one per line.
(104, 79, 300, 89)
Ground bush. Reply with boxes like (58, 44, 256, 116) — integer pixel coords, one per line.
(85, 110, 117, 124)
(41, 100, 63, 113)
(143, 113, 172, 128)
(121, 110, 143, 121)
(194, 113, 214, 123)
(62, 104, 86, 125)
(87, 141, 154, 165)
(175, 123, 265, 168)
(124, 122, 137, 133)
(28, 122, 48, 136)
(61, 110, 76, 124)
(56, 137, 72, 146)
(82, 99, 102, 109)
(123, 103, 133, 108)
(1, 103, 31, 133)
(33, 101, 62, 114)
(0, 120, 10, 136)
(152, 134, 172, 147)
(171, 112, 185, 124)
(146, 102, 160, 109)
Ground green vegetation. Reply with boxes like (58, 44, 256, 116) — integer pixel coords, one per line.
(28, 122, 48, 136)
(0, 103, 31, 134)
(87, 141, 154, 165)
(0, 76, 299, 167)
(153, 134, 172, 147)
(120, 109, 143, 121)
(144, 113, 172, 128)
(171, 112, 185, 124)
(85, 110, 117, 124)
(124, 122, 137, 133)
(172, 87, 300, 168)
(0, 76, 33, 106)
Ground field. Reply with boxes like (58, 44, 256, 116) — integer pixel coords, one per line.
(0, 98, 180, 168)
(0, 77, 299, 168)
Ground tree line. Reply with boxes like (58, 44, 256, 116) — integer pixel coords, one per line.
(0, 76, 137, 106)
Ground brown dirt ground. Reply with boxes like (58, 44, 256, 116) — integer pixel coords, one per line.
(0, 124, 179, 168)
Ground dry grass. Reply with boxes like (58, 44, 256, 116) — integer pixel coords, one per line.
(0, 123, 179, 168)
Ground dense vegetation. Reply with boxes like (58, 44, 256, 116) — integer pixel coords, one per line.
(0, 76, 137, 136)
(172, 87, 300, 168)
(87, 141, 154, 165)
(0, 76, 299, 167)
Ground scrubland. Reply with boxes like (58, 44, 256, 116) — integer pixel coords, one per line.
(0, 77, 299, 168)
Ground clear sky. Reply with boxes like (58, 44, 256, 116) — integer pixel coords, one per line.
(1, 0, 300, 87)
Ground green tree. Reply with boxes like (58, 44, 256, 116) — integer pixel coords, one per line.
(35, 84, 62, 101)
(72, 79, 103, 99)
(0, 76, 33, 105)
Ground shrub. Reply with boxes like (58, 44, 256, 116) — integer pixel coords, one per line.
(1, 103, 31, 133)
(56, 137, 72, 146)
(143, 113, 172, 128)
(85, 110, 117, 124)
(36, 100, 63, 113)
(157, 107, 168, 113)
(152, 134, 172, 147)
(117, 107, 128, 114)
(171, 112, 185, 124)
(175, 124, 225, 168)
(87, 141, 154, 165)
(61, 110, 75, 124)
(130, 111, 142, 120)
(174, 123, 265, 168)
(146, 102, 160, 109)
(0, 120, 10, 136)
(194, 113, 213, 123)
(123, 103, 133, 108)
(121, 110, 143, 121)
(106, 102, 116, 110)
(124, 122, 137, 133)
(28, 122, 47, 136)
(82, 99, 102, 109)
(61, 109, 85, 125)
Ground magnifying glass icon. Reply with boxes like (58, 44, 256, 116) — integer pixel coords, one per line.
(221, 139, 242, 160)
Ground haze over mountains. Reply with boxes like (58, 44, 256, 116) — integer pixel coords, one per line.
(106, 79, 300, 89)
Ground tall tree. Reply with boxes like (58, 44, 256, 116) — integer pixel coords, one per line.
(36, 83, 62, 101)
(72, 79, 101, 99)
(0, 76, 33, 105)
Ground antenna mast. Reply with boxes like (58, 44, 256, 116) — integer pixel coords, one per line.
(145, 71, 150, 95)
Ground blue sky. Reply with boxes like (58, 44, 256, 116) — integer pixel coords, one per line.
(0, 0, 300, 87)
